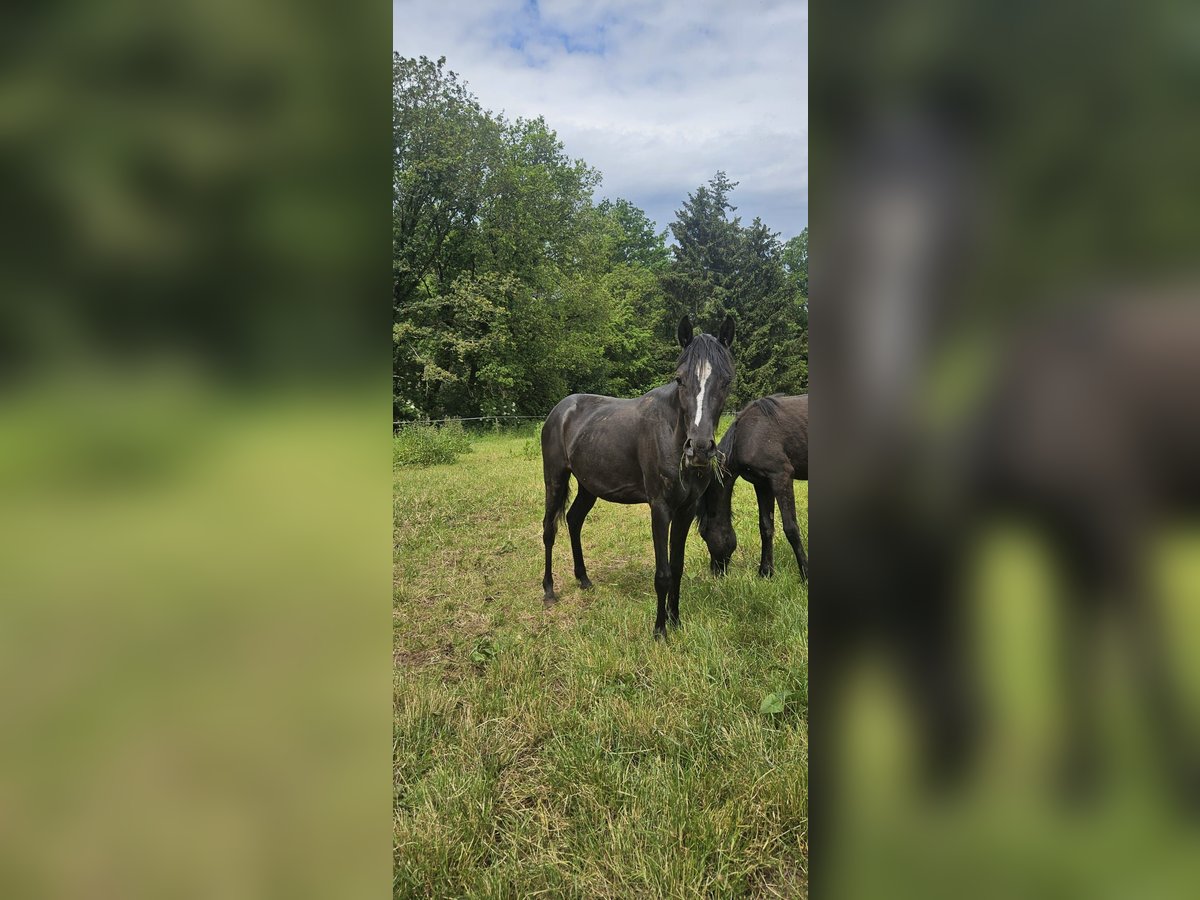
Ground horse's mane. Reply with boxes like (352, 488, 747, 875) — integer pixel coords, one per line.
(721, 395, 785, 447)
(747, 394, 786, 422)
(709, 395, 787, 484)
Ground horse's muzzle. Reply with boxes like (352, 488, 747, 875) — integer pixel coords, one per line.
(684, 437, 715, 468)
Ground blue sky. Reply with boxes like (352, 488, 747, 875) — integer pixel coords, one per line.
(393, 0, 808, 240)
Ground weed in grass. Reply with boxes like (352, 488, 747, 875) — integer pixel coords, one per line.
(469, 636, 496, 665)
(760, 690, 791, 716)
(393, 420, 472, 468)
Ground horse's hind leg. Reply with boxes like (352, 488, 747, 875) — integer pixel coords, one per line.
(774, 475, 808, 583)
(754, 480, 776, 577)
(567, 486, 598, 589)
(542, 469, 571, 605)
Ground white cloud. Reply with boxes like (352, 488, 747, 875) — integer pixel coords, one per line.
(393, 0, 808, 239)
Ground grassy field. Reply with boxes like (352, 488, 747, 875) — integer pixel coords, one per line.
(394, 426, 808, 898)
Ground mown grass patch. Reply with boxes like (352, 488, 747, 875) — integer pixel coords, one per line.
(395, 431, 808, 898)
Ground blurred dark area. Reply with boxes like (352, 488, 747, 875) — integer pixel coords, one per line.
(0, 2, 389, 898)
(0, 0, 381, 384)
(811, 0, 1200, 896)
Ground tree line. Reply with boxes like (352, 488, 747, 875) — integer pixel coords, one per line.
(394, 54, 807, 423)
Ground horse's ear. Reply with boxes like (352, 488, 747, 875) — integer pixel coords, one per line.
(677, 315, 694, 348)
(718, 314, 735, 348)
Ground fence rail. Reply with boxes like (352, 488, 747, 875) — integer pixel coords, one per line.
(394, 415, 545, 427)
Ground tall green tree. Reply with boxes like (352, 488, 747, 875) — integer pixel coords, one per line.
(600, 263, 672, 397)
(393, 56, 806, 421)
(661, 171, 743, 331)
(661, 177, 808, 406)
(722, 218, 807, 403)
(393, 55, 501, 311)
(782, 228, 808, 297)
(394, 54, 651, 419)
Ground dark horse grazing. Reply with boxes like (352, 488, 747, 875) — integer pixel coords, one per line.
(698, 395, 809, 581)
(541, 315, 735, 638)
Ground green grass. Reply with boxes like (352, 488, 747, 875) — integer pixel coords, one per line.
(394, 429, 808, 898)
(394, 421, 473, 468)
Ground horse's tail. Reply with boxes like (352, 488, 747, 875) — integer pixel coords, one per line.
(542, 448, 572, 526)
(550, 478, 572, 526)
(541, 402, 574, 526)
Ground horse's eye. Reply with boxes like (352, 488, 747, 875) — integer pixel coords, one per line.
(675, 376, 683, 385)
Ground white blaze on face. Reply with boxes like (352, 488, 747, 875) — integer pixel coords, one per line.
(693, 360, 713, 428)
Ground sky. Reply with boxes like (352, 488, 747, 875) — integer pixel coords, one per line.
(393, 0, 808, 241)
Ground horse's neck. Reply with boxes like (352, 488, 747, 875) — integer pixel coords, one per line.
(709, 467, 736, 517)
(697, 468, 730, 524)
(696, 419, 736, 523)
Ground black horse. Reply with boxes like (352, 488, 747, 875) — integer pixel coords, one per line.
(541, 315, 736, 638)
(698, 395, 809, 581)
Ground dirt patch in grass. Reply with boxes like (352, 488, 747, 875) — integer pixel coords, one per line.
(394, 643, 453, 670)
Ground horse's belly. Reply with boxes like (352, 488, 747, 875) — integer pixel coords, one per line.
(596, 488, 646, 504)
(568, 457, 647, 505)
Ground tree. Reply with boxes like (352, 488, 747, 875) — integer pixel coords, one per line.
(782, 228, 808, 297)
(392, 55, 501, 311)
(596, 198, 670, 271)
(661, 176, 808, 406)
(661, 172, 743, 331)
(394, 55, 622, 418)
(393, 57, 807, 421)
(600, 263, 673, 397)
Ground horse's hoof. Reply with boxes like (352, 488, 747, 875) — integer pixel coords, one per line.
(758, 567, 774, 578)
(653, 626, 667, 641)
(542, 593, 558, 608)
(578, 577, 594, 590)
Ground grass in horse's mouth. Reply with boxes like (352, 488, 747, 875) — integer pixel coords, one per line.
(678, 451, 726, 484)
(712, 449, 730, 485)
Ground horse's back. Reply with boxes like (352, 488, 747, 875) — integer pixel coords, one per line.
(542, 389, 672, 502)
(545, 393, 636, 440)
(730, 394, 808, 480)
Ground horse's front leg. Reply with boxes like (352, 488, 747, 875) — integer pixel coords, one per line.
(650, 500, 672, 639)
(668, 507, 695, 628)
